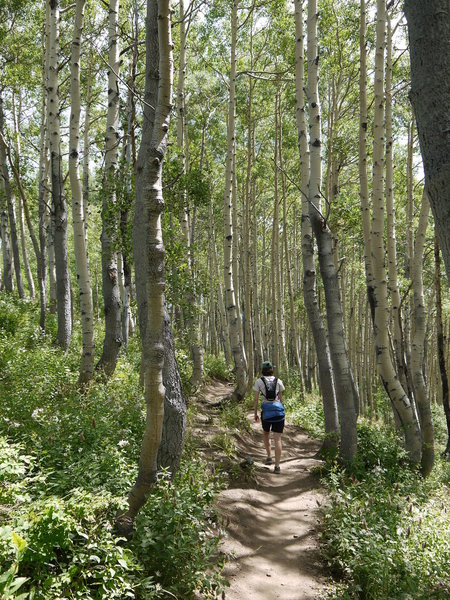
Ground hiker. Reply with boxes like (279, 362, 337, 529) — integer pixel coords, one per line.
(253, 360, 285, 474)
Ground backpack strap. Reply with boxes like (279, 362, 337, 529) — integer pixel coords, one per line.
(261, 376, 278, 400)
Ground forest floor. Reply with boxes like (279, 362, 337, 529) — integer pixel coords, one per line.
(192, 380, 330, 600)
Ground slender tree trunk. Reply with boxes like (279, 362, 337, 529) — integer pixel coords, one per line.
(411, 192, 434, 474)
(82, 52, 92, 249)
(97, 0, 122, 374)
(295, 0, 339, 449)
(69, 0, 95, 384)
(251, 175, 263, 372)
(434, 234, 450, 457)
(307, 0, 357, 461)
(158, 304, 186, 472)
(370, 0, 421, 464)
(0, 102, 25, 299)
(386, 17, 408, 396)
(223, 0, 247, 399)
(209, 197, 232, 363)
(271, 89, 281, 370)
(359, 0, 375, 323)
(118, 0, 183, 534)
(244, 69, 255, 384)
(11, 93, 36, 299)
(0, 179, 13, 292)
(176, 0, 203, 387)
(47, 0, 72, 349)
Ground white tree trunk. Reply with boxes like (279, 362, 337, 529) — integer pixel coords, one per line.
(385, 16, 408, 396)
(47, 0, 72, 348)
(97, 0, 122, 374)
(411, 191, 434, 475)
(295, 0, 338, 449)
(371, 0, 421, 464)
(119, 0, 179, 532)
(69, 0, 95, 384)
(223, 0, 247, 399)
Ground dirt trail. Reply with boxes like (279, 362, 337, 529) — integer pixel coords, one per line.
(194, 381, 329, 600)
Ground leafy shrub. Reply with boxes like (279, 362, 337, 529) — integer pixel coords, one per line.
(0, 297, 228, 599)
(134, 462, 228, 599)
(219, 398, 251, 432)
(285, 391, 325, 439)
(203, 353, 233, 381)
(321, 422, 450, 599)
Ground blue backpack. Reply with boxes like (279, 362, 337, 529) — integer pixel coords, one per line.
(261, 377, 285, 422)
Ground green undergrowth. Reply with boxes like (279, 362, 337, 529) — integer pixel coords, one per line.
(0, 297, 228, 599)
(287, 386, 450, 599)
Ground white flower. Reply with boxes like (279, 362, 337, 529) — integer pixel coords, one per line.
(31, 408, 44, 420)
(118, 439, 129, 448)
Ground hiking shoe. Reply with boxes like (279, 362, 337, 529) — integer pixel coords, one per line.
(274, 465, 281, 474)
(265, 456, 273, 465)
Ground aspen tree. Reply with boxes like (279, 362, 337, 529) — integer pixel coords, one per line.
(307, 0, 358, 461)
(405, 0, 450, 282)
(69, 0, 95, 384)
(176, 0, 204, 386)
(294, 0, 339, 449)
(251, 163, 263, 371)
(385, 15, 408, 396)
(434, 234, 450, 458)
(38, 6, 50, 328)
(370, 0, 421, 463)
(0, 96, 24, 299)
(97, 0, 122, 375)
(411, 192, 434, 475)
(271, 89, 281, 370)
(11, 92, 35, 299)
(121, 4, 139, 350)
(244, 68, 255, 382)
(223, 0, 247, 399)
(82, 52, 92, 249)
(359, 0, 374, 319)
(209, 197, 232, 362)
(273, 87, 288, 374)
(119, 0, 178, 532)
(280, 113, 302, 376)
(47, 0, 72, 348)
(0, 176, 13, 292)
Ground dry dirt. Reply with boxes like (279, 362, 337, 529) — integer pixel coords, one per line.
(193, 380, 330, 600)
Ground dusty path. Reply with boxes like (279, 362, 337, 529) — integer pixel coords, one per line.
(194, 381, 329, 600)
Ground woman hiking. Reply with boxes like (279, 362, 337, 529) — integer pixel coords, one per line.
(253, 360, 285, 473)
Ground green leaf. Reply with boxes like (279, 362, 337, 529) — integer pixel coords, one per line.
(11, 531, 27, 552)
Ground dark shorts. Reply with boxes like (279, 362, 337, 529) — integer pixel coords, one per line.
(262, 419, 285, 433)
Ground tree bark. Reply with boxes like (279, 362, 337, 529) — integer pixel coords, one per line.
(97, 0, 122, 375)
(223, 0, 247, 399)
(411, 191, 434, 475)
(385, 16, 409, 398)
(404, 0, 450, 283)
(0, 94, 25, 299)
(118, 0, 183, 534)
(371, 0, 421, 464)
(295, 0, 339, 450)
(47, 0, 72, 349)
(69, 0, 95, 384)
(307, 0, 358, 461)
(434, 234, 450, 458)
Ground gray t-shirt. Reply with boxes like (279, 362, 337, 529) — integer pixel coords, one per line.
(253, 376, 285, 403)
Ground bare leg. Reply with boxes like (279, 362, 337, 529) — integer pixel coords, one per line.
(263, 430, 271, 458)
(273, 432, 282, 467)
